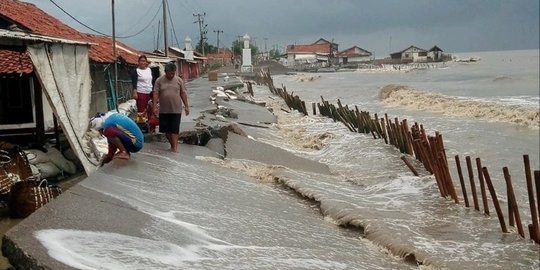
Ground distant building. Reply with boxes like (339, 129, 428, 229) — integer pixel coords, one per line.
(428, 46, 443, 62)
(167, 47, 204, 80)
(285, 38, 339, 69)
(389, 45, 449, 63)
(336, 46, 374, 65)
(205, 48, 234, 67)
(390, 45, 427, 63)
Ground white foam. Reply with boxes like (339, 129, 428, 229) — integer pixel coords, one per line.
(380, 85, 540, 129)
(34, 229, 201, 270)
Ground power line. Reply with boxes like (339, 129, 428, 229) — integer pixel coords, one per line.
(48, 0, 160, 39)
(166, 0, 180, 48)
(119, 1, 163, 39)
(48, 0, 109, 36)
(118, 0, 161, 35)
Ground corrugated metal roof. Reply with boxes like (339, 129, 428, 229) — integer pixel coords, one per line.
(0, 29, 89, 45)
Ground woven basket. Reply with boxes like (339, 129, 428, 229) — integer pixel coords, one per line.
(0, 153, 13, 197)
(8, 179, 62, 218)
(0, 142, 32, 181)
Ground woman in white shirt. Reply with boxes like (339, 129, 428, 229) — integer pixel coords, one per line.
(131, 55, 154, 116)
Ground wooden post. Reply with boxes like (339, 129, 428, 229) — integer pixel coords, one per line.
(455, 155, 470, 207)
(528, 224, 536, 242)
(535, 170, 540, 229)
(503, 167, 524, 238)
(401, 156, 419, 176)
(466, 156, 480, 211)
(312, 102, 316, 115)
(482, 167, 508, 233)
(523, 155, 539, 243)
(476, 158, 490, 215)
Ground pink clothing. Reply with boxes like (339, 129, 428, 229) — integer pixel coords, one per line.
(136, 92, 152, 114)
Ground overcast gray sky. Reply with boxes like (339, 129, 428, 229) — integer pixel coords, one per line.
(24, 0, 539, 57)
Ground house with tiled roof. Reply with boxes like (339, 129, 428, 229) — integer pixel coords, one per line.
(336, 46, 373, 65)
(0, 0, 139, 65)
(285, 38, 339, 69)
(0, 28, 96, 171)
(0, 0, 142, 115)
(205, 48, 233, 67)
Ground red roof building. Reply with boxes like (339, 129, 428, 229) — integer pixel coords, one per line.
(205, 48, 233, 61)
(0, 0, 139, 65)
(285, 38, 339, 68)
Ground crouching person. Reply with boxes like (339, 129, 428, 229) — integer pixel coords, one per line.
(90, 112, 144, 164)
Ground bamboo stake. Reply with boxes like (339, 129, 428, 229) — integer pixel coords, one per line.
(455, 155, 470, 207)
(523, 155, 539, 243)
(482, 167, 508, 233)
(466, 156, 480, 211)
(535, 170, 540, 229)
(437, 138, 458, 203)
(402, 120, 414, 155)
(401, 156, 419, 176)
(528, 224, 537, 243)
(426, 140, 447, 197)
(380, 118, 388, 144)
(503, 167, 524, 237)
(476, 158, 490, 215)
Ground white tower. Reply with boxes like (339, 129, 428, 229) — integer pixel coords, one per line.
(184, 36, 194, 61)
(241, 34, 253, 73)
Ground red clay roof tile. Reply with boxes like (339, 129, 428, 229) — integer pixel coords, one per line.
(286, 44, 331, 54)
(0, 0, 140, 65)
(0, 47, 33, 74)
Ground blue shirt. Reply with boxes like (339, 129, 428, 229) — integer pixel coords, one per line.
(103, 113, 144, 150)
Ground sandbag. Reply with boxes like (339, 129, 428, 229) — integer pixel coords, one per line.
(46, 147, 77, 174)
(24, 149, 50, 165)
(30, 164, 41, 178)
(35, 162, 61, 178)
(62, 148, 79, 162)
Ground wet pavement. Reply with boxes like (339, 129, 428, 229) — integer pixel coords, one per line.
(2, 75, 405, 269)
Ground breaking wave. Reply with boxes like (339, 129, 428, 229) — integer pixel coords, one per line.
(293, 74, 322, 82)
(379, 84, 540, 129)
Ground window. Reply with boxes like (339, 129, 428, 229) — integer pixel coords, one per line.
(0, 76, 35, 128)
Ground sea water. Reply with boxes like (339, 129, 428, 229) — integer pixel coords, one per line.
(35, 50, 539, 269)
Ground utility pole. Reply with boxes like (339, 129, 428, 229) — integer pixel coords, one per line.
(156, 20, 161, 50)
(193, 13, 207, 55)
(163, 0, 168, 56)
(263, 37, 268, 53)
(111, 0, 118, 112)
(389, 35, 392, 55)
(214, 29, 223, 52)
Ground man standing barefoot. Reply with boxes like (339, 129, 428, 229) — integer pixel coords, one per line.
(152, 62, 190, 152)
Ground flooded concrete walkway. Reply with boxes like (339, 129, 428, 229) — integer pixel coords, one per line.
(1, 76, 411, 269)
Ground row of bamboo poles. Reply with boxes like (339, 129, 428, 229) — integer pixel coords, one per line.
(255, 69, 540, 244)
